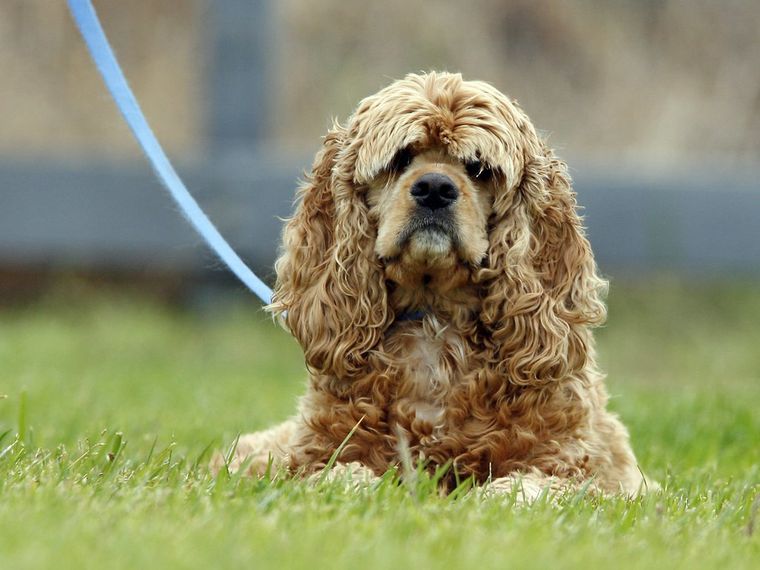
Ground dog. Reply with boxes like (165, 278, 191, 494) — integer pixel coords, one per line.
(218, 72, 651, 497)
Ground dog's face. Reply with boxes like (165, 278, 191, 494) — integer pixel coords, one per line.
(366, 146, 495, 289)
(348, 74, 531, 293)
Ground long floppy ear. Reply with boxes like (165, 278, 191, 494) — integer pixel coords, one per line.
(271, 124, 389, 379)
(480, 141, 607, 386)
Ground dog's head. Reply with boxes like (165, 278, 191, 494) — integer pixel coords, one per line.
(273, 72, 606, 384)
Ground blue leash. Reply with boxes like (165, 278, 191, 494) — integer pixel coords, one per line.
(66, 0, 273, 306)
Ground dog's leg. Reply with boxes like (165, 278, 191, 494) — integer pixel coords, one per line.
(586, 412, 659, 496)
(483, 471, 590, 504)
(210, 420, 297, 477)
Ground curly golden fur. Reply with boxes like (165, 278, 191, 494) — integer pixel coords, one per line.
(222, 72, 650, 496)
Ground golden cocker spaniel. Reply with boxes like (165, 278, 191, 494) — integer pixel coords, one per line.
(225, 72, 650, 496)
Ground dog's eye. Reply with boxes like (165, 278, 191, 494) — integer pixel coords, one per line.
(465, 160, 493, 182)
(390, 147, 414, 174)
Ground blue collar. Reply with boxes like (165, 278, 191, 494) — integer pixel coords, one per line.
(396, 309, 428, 322)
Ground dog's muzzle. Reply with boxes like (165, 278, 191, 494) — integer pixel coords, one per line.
(396, 173, 460, 251)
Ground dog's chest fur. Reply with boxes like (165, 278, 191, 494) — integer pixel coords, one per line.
(384, 317, 468, 437)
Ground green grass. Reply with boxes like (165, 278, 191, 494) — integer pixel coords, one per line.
(1, 280, 759, 569)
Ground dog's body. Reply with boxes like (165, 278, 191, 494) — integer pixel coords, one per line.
(226, 72, 649, 496)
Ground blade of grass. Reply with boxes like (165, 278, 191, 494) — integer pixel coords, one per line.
(17, 390, 27, 443)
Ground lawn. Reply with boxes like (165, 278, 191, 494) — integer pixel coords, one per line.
(1, 280, 758, 569)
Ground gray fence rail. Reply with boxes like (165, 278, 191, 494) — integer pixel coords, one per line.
(1, 156, 758, 280)
(573, 163, 760, 276)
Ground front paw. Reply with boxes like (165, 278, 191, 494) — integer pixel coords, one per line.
(210, 425, 295, 478)
(308, 461, 381, 488)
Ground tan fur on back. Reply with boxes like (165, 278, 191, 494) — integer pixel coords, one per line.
(223, 72, 653, 496)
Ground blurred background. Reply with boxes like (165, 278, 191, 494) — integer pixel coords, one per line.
(1, 8, 759, 560)
(1, 0, 758, 305)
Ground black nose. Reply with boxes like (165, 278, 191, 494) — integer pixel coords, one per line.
(410, 173, 459, 210)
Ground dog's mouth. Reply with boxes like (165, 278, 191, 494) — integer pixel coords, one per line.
(396, 213, 458, 254)
(381, 212, 476, 290)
